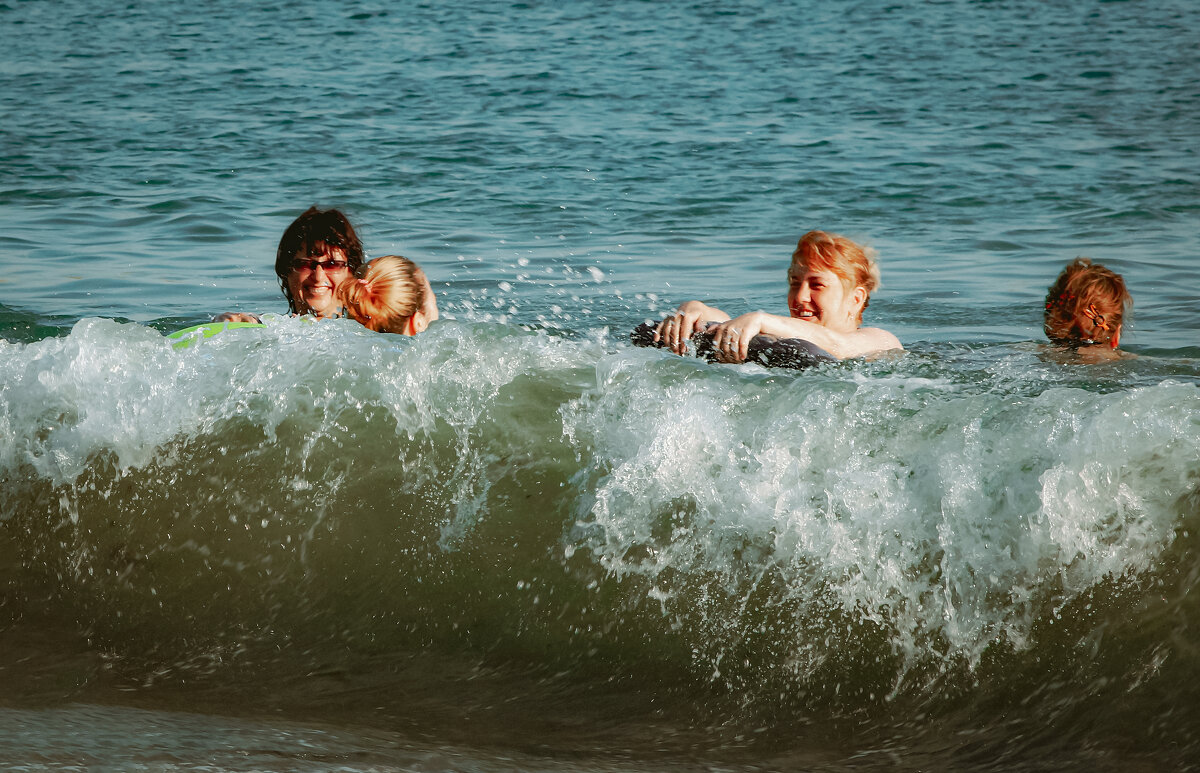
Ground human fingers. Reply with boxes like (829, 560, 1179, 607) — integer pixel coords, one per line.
(675, 311, 702, 354)
(729, 326, 748, 360)
(736, 318, 761, 361)
(654, 314, 684, 354)
(663, 313, 687, 355)
(706, 321, 736, 362)
(653, 316, 669, 344)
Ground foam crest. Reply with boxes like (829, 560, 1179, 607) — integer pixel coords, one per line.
(1, 317, 349, 486)
(1, 319, 195, 485)
(3, 320, 1197, 696)
(563, 350, 1199, 674)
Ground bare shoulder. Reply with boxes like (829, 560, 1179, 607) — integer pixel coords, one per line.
(851, 326, 903, 357)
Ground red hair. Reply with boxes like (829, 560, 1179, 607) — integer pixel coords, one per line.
(790, 230, 881, 323)
(1043, 258, 1131, 347)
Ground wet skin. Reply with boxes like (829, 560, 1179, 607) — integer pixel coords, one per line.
(288, 248, 351, 318)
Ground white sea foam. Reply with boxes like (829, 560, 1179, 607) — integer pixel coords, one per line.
(563, 347, 1200, 669)
(2, 319, 1197, 679)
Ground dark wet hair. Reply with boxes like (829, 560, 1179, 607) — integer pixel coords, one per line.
(274, 207, 365, 313)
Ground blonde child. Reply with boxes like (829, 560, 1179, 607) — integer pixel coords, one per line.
(1043, 258, 1131, 353)
(336, 255, 439, 335)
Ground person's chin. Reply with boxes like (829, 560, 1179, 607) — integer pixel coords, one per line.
(302, 292, 335, 315)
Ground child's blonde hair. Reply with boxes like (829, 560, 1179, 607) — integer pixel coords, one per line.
(336, 255, 432, 334)
(1043, 258, 1131, 347)
(789, 230, 881, 324)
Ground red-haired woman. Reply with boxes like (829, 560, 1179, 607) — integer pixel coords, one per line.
(655, 230, 901, 361)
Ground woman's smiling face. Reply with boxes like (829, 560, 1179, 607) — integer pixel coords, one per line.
(787, 264, 865, 333)
(287, 247, 352, 318)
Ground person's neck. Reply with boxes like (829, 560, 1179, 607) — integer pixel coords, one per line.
(823, 317, 860, 334)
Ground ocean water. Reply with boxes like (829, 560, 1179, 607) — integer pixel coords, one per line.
(2, 0, 1200, 771)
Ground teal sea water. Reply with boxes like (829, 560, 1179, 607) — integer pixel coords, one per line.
(3, 1, 1200, 770)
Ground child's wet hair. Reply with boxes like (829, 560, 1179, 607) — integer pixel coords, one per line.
(1043, 257, 1131, 347)
(336, 255, 429, 334)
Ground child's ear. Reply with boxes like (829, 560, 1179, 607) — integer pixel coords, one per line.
(1110, 323, 1122, 349)
(406, 311, 429, 336)
(852, 285, 868, 312)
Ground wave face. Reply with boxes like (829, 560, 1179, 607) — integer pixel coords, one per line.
(2, 317, 1198, 767)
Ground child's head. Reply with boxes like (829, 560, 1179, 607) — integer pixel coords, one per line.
(1043, 258, 1131, 349)
(336, 255, 438, 335)
(789, 230, 881, 324)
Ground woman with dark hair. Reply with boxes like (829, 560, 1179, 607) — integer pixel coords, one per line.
(274, 206, 365, 317)
(215, 206, 365, 322)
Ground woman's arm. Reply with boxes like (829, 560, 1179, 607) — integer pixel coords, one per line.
(709, 312, 901, 361)
(654, 300, 731, 355)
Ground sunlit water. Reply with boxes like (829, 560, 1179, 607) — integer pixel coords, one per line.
(2, 1, 1199, 771)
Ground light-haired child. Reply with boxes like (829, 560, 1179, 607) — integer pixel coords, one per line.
(336, 255, 439, 335)
(1043, 258, 1131, 354)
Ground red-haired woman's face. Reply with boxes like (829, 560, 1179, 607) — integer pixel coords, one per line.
(287, 247, 351, 318)
(787, 264, 865, 332)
